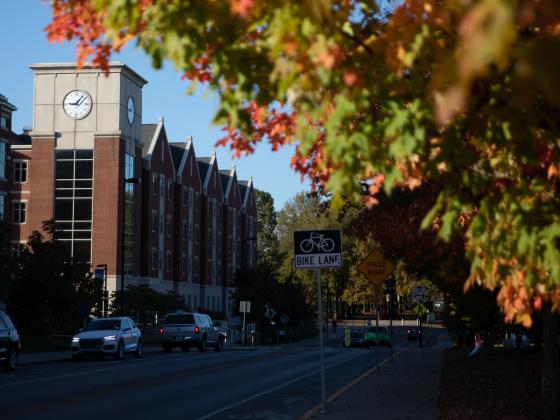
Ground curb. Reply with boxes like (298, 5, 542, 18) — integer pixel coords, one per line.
(299, 349, 405, 420)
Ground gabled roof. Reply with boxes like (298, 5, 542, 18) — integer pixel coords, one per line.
(219, 170, 231, 194)
(141, 124, 158, 157)
(197, 157, 212, 189)
(141, 117, 176, 174)
(171, 138, 202, 186)
(219, 166, 242, 205)
(169, 142, 186, 171)
(238, 177, 253, 209)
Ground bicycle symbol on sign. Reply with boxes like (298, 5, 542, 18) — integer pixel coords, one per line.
(300, 232, 335, 253)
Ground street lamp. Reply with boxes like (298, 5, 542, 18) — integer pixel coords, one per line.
(120, 176, 140, 316)
(245, 236, 256, 269)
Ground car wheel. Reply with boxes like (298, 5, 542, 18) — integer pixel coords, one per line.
(3, 349, 17, 371)
(181, 345, 190, 352)
(114, 341, 124, 360)
(134, 340, 143, 358)
(198, 335, 206, 352)
(163, 344, 172, 353)
(214, 336, 224, 352)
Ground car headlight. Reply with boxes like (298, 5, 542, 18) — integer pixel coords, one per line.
(72, 337, 80, 343)
(104, 335, 116, 341)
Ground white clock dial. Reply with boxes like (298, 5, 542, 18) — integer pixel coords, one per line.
(63, 90, 92, 119)
(127, 96, 135, 125)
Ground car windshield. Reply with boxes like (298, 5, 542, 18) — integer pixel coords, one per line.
(164, 314, 195, 325)
(85, 319, 121, 331)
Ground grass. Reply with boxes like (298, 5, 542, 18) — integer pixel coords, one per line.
(437, 346, 544, 420)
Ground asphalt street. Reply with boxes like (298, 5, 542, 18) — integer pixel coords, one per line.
(0, 327, 440, 420)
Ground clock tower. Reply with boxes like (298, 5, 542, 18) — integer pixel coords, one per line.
(29, 62, 147, 288)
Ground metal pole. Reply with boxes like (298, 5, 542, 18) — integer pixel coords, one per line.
(103, 270, 107, 317)
(389, 291, 394, 363)
(316, 269, 326, 414)
(242, 307, 247, 346)
(120, 176, 126, 317)
(376, 295, 380, 374)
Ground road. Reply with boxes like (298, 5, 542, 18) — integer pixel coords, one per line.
(0, 327, 441, 420)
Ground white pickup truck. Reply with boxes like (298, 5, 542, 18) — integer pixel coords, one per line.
(160, 312, 225, 352)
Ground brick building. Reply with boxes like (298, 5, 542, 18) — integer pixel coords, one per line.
(0, 63, 256, 315)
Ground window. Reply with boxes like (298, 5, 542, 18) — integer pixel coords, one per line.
(11, 243, 24, 260)
(166, 250, 171, 272)
(166, 215, 172, 236)
(0, 194, 4, 220)
(0, 114, 8, 129)
(182, 220, 187, 240)
(151, 248, 157, 271)
(183, 187, 187, 207)
(189, 188, 193, 210)
(12, 201, 26, 224)
(167, 180, 172, 201)
(160, 176, 164, 198)
(0, 141, 6, 179)
(152, 173, 157, 195)
(13, 161, 28, 183)
(54, 149, 93, 262)
(152, 210, 158, 232)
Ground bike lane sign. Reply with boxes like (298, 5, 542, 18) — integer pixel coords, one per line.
(293, 229, 342, 269)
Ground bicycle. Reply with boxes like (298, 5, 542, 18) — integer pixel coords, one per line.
(300, 232, 335, 253)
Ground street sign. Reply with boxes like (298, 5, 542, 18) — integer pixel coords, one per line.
(412, 285, 428, 303)
(264, 305, 277, 320)
(239, 301, 251, 313)
(293, 229, 342, 269)
(414, 302, 427, 317)
(94, 268, 105, 281)
(357, 249, 395, 286)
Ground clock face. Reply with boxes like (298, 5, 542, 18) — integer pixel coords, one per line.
(127, 96, 135, 125)
(63, 90, 92, 119)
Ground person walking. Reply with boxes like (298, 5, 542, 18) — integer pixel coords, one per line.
(331, 318, 337, 335)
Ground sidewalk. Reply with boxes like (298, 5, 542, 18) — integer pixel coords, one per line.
(303, 333, 453, 419)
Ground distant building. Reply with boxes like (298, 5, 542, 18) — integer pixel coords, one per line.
(0, 63, 257, 315)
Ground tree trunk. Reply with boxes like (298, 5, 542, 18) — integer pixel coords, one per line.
(542, 301, 559, 418)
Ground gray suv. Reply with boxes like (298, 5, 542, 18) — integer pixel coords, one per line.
(160, 312, 225, 352)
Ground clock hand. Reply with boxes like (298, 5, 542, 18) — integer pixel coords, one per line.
(77, 95, 86, 106)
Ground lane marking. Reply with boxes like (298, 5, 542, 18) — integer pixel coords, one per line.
(299, 349, 406, 419)
(196, 351, 371, 420)
(0, 350, 256, 390)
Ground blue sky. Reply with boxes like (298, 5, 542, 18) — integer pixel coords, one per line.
(0, 1, 306, 210)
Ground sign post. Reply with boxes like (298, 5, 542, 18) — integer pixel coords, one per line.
(95, 264, 107, 317)
(239, 301, 251, 346)
(294, 229, 342, 414)
(357, 249, 395, 364)
(412, 286, 428, 348)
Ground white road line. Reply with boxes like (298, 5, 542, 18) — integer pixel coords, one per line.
(0, 353, 215, 390)
(196, 352, 368, 420)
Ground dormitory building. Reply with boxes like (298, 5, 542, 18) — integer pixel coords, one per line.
(0, 63, 257, 316)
